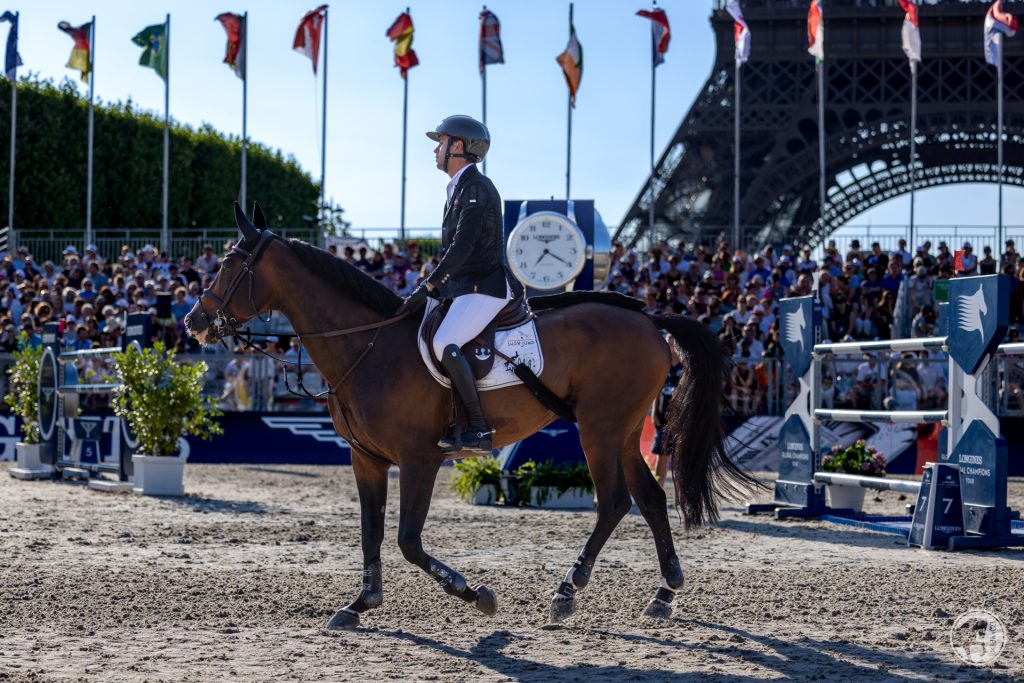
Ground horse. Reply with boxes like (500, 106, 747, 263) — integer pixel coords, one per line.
(184, 202, 755, 629)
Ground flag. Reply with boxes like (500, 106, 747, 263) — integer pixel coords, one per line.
(216, 12, 246, 80)
(293, 5, 328, 74)
(0, 11, 22, 80)
(726, 1, 751, 66)
(984, 0, 1017, 67)
(898, 0, 921, 64)
(636, 7, 670, 67)
(556, 20, 583, 107)
(132, 22, 168, 81)
(386, 11, 419, 78)
(479, 8, 504, 73)
(58, 21, 93, 83)
(807, 0, 824, 63)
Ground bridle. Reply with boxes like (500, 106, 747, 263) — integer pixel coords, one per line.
(196, 230, 276, 345)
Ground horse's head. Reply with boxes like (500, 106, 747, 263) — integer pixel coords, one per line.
(184, 201, 276, 345)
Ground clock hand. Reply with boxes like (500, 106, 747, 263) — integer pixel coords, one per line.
(548, 252, 572, 266)
(534, 249, 549, 266)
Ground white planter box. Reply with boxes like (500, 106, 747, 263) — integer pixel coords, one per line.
(471, 484, 500, 505)
(826, 484, 866, 513)
(530, 487, 594, 510)
(9, 442, 54, 480)
(132, 453, 187, 496)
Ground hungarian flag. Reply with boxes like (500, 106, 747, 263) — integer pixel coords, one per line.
(807, 0, 824, 63)
(132, 21, 168, 81)
(726, 1, 751, 66)
(556, 20, 583, 107)
(58, 21, 92, 83)
(479, 8, 504, 74)
(386, 11, 419, 78)
(293, 5, 328, 74)
(636, 7, 670, 67)
(216, 12, 246, 80)
(899, 0, 922, 64)
(984, 0, 1017, 67)
(0, 11, 22, 80)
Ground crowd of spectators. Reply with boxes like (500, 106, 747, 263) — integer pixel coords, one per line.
(599, 235, 1024, 414)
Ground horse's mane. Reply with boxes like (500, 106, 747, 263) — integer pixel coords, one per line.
(282, 238, 401, 317)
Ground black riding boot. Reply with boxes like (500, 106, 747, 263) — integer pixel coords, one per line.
(438, 344, 493, 455)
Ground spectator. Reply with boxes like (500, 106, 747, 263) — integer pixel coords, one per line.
(911, 305, 937, 338)
(980, 246, 998, 275)
(196, 244, 219, 274)
(959, 241, 978, 275)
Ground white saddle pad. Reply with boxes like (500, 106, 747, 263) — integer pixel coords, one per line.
(417, 298, 544, 392)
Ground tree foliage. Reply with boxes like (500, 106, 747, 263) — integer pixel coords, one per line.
(0, 76, 320, 229)
(3, 334, 41, 444)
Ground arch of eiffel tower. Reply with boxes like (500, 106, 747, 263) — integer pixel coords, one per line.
(614, 0, 1024, 250)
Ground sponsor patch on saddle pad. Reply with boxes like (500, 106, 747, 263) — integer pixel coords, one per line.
(417, 300, 543, 391)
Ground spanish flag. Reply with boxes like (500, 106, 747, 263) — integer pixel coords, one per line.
(386, 11, 418, 79)
(556, 20, 583, 107)
(58, 21, 92, 83)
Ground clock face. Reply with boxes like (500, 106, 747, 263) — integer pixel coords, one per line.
(507, 211, 586, 290)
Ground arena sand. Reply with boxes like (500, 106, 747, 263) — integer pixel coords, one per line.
(0, 462, 1021, 682)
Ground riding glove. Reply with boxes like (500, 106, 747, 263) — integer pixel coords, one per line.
(395, 285, 429, 317)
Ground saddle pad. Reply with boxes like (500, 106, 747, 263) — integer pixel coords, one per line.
(417, 299, 544, 392)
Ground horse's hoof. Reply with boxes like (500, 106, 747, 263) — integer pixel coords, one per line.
(642, 598, 673, 620)
(326, 607, 360, 629)
(548, 595, 577, 624)
(474, 584, 498, 617)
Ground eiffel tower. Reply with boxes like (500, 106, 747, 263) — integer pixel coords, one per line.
(615, 0, 1024, 250)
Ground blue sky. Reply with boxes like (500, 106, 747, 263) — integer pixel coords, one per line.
(3, 0, 1019, 233)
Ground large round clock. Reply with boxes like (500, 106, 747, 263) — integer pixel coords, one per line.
(507, 201, 587, 291)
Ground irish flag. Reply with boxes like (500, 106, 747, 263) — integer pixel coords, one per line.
(807, 0, 824, 63)
(556, 20, 583, 107)
(58, 21, 92, 83)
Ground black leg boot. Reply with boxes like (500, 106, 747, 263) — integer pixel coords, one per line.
(438, 344, 494, 455)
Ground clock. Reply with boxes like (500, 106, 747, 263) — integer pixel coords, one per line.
(507, 200, 588, 291)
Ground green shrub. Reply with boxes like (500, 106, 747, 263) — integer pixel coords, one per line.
(821, 440, 886, 477)
(514, 459, 593, 506)
(112, 342, 222, 456)
(3, 334, 42, 444)
(451, 456, 503, 503)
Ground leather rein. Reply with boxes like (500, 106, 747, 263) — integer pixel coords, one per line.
(196, 230, 412, 400)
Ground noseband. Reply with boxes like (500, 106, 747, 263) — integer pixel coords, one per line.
(197, 230, 275, 344)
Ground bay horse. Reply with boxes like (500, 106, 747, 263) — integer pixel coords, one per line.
(184, 203, 754, 629)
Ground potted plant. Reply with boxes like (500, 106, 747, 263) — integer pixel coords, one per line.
(514, 459, 594, 509)
(4, 334, 48, 475)
(112, 342, 222, 496)
(820, 440, 887, 512)
(451, 456, 503, 505)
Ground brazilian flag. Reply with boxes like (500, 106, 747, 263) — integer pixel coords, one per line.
(132, 22, 167, 81)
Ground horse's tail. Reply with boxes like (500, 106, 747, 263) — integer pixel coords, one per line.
(651, 314, 760, 529)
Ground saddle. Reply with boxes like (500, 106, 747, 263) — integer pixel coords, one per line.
(421, 288, 532, 380)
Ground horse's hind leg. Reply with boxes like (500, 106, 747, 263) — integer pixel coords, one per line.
(548, 420, 633, 624)
(396, 457, 498, 617)
(622, 423, 683, 620)
(327, 450, 390, 629)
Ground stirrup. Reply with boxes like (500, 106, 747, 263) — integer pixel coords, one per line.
(460, 427, 494, 454)
(438, 423, 462, 454)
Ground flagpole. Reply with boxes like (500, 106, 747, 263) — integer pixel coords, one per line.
(817, 61, 826, 238)
(648, 3, 656, 237)
(400, 7, 410, 242)
(7, 11, 16, 237)
(997, 35, 1004, 251)
(734, 59, 741, 252)
(908, 60, 917, 253)
(320, 7, 328, 245)
(161, 13, 170, 254)
(241, 11, 248, 211)
(86, 16, 96, 248)
(565, 2, 573, 201)
(481, 61, 487, 176)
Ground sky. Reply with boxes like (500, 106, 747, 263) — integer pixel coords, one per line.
(2, 0, 1020, 235)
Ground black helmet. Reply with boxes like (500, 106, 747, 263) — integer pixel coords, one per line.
(426, 115, 490, 168)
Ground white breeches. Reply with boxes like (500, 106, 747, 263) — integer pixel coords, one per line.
(432, 282, 512, 361)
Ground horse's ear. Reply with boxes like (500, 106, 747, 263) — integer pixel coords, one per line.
(233, 201, 259, 244)
(252, 201, 268, 231)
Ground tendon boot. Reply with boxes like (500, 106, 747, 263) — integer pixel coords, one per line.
(438, 344, 494, 455)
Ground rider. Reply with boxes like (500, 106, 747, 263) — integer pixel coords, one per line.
(396, 115, 521, 455)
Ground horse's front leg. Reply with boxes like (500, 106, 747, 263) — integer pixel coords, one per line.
(396, 457, 497, 617)
(327, 450, 390, 629)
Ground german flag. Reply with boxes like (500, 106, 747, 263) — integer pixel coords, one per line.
(58, 21, 92, 83)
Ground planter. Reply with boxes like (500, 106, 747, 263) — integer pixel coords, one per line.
(15, 442, 44, 470)
(132, 453, 187, 496)
(471, 484, 500, 505)
(826, 484, 866, 513)
(530, 487, 595, 510)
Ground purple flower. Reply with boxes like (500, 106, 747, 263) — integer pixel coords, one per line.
(861, 462, 871, 472)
